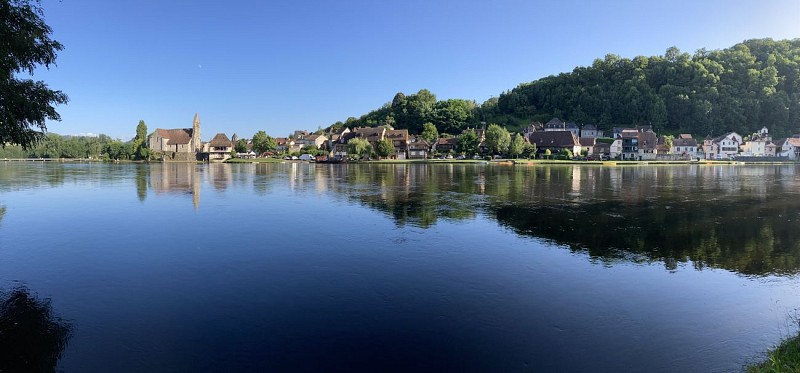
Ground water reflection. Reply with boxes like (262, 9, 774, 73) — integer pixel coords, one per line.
(0, 287, 72, 372)
(2, 162, 799, 276)
(149, 163, 201, 209)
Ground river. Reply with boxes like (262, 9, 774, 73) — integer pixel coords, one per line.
(0, 162, 798, 372)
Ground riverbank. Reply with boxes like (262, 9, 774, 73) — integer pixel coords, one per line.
(748, 334, 800, 372)
(224, 158, 283, 164)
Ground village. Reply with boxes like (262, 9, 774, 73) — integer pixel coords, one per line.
(147, 114, 800, 162)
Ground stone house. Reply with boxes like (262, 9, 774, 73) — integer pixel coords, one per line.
(207, 133, 233, 161)
(148, 113, 203, 160)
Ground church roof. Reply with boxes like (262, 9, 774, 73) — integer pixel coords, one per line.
(154, 128, 193, 144)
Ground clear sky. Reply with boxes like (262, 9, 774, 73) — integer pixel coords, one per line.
(34, 0, 800, 140)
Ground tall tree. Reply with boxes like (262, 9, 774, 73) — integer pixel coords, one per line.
(347, 138, 372, 160)
(375, 138, 394, 159)
(508, 133, 525, 158)
(132, 120, 149, 160)
(251, 131, 275, 155)
(457, 129, 479, 156)
(420, 122, 439, 144)
(0, 0, 68, 149)
(485, 124, 511, 155)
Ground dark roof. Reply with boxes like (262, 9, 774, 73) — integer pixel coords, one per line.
(354, 127, 385, 142)
(565, 122, 579, 129)
(545, 118, 563, 126)
(528, 131, 580, 147)
(638, 131, 658, 150)
(437, 138, 457, 146)
(154, 128, 193, 144)
(579, 137, 596, 146)
(582, 124, 597, 130)
(209, 133, 232, 147)
(339, 132, 359, 143)
(673, 137, 698, 147)
(385, 129, 409, 141)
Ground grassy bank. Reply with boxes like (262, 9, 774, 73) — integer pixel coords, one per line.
(748, 334, 800, 372)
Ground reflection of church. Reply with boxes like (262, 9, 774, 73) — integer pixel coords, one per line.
(149, 163, 201, 209)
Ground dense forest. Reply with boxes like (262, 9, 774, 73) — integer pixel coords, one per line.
(332, 38, 800, 138)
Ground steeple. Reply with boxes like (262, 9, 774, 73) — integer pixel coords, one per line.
(192, 113, 201, 151)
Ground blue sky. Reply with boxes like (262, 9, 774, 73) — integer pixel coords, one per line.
(35, 0, 800, 140)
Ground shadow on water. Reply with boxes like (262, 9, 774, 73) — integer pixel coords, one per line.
(0, 287, 72, 372)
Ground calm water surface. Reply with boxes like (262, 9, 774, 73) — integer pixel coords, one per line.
(1, 162, 799, 372)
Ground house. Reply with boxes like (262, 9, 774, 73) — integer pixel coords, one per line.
(579, 137, 596, 156)
(593, 142, 611, 159)
(296, 134, 328, 150)
(565, 122, 580, 137)
(544, 118, 566, 131)
(671, 135, 699, 159)
(621, 131, 639, 160)
(637, 131, 658, 160)
(527, 131, 581, 156)
(703, 132, 742, 159)
(777, 138, 800, 158)
(610, 139, 622, 158)
(385, 129, 409, 159)
(275, 137, 297, 153)
(740, 127, 771, 156)
(581, 124, 599, 138)
(408, 137, 430, 159)
(207, 133, 233, 161)
(147, 113, 203, 160)
(435, 137, 458, 154)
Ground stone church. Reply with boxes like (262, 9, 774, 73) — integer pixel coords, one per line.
(148, 113, 203, 161)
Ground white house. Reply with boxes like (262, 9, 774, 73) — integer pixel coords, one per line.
(703, 132, 742, 159)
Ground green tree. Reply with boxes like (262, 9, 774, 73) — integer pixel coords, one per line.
(0, 0, 68, 149)
(375, 138, 394, 159)
(131, 120, 149, 160)
(420, 122, 439, 145)
(662, 135, 674, 153)
(509, 133, 525, 158)
(457, 129, 479, 156)
(347, 137, 372, 160)
(523, 142, 537, 159)
(234, 139, 248, 153)
(544, 148, 552, 159)
(251, 131, 276, 155)
(485, 124, 511, 155)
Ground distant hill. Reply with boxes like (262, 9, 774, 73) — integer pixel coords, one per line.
(329, 38, 800, 138)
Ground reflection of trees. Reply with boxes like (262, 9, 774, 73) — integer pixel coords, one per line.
(135, 165, 147, 202)
(489, 166, 800, 276)
(0, 287, 73, 372)
(326, 164, 479, 228)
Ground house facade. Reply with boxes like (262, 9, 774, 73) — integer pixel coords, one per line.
(207, 133, 233, 161)
(703, 132, 742, 159)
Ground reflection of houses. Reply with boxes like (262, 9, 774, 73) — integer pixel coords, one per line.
(527, 131, 581, 156)
(148, 113, 203, 161)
